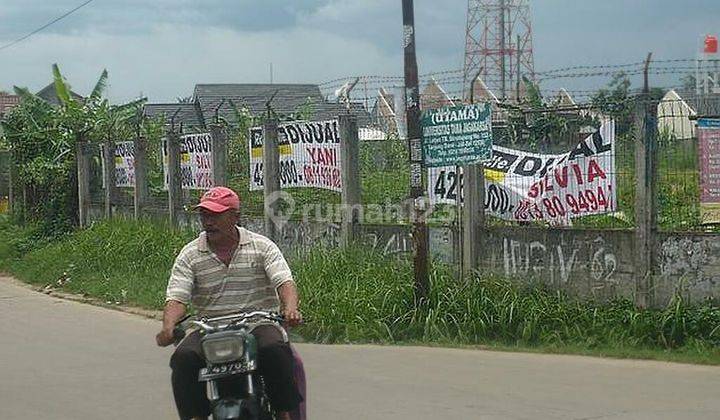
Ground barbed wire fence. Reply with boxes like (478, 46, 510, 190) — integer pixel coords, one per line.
(312, 57, 719, 232)
(68, 56, 720, 234)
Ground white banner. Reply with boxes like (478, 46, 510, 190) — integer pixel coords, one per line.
(162, 133, 214, 190)
(249, 120, 342, 192)
(100, 141, 135, 188)
(429, 120, 616, 223)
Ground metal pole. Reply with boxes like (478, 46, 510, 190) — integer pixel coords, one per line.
(516, 34, 522, 102)
(402, 0, 430, 303)
(499, 0, 507, 101)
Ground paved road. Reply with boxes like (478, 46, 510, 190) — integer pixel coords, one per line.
(1, 276, 719, 420)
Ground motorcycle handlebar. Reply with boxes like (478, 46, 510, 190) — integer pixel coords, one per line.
(174, 310, 286, 336)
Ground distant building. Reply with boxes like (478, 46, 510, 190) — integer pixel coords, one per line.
(143, 103, 205, 131)
(0, 92, 20, 118)
(420, 78, 456, 110)
(35, 83, 84, 106)
(370, 88, 398, 137)
(555, 88, 576, 106)
(144, 83, 371, 133)
(657, 90, 697, 140)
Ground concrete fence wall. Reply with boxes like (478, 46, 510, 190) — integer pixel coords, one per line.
(88, 202, 720, 306)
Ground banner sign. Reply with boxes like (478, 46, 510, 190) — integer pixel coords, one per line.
(698, 118, 720, 223)
(428, 120, 616, 223)
(162, 133, 214, 190)
(421, 102, 493, 167)
(100, 141, 135, 188)
(249, 119, 342, 192)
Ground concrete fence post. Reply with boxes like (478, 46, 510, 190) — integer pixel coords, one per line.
(263, 118, 281, 242)
(7, 156, 14, 216)
(210, 124, 228, 187)
(167, 129, 183, 227)
(339, 114, 361, 247)
(634, 92, 658, 308)
(133, 136, 149, 220)
(102, 139, 118, 219)
(76, 137, 91, 228)
(461, 163, 485, 278)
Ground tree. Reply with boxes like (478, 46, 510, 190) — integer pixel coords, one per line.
(0, 64, 145, 230)
(504, 77, 593, 152)
(591, 72, 633, 136)
(1, 85, 72, 229)
(680, 74, 696, 93)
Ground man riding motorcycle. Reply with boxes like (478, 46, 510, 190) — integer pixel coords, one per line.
(156, 186, 303, 420)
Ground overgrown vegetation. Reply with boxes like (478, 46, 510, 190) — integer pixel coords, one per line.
(0, 64, 146, 235)
(0, 217, 717, 364)
(0, 67, 706, 231)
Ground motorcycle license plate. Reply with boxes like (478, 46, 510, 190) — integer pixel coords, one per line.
(199, 362, 250, 381)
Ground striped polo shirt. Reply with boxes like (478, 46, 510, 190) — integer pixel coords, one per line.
(165, 226, 294, 317)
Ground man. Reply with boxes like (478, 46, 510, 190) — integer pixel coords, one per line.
(156, 186, 302, 420)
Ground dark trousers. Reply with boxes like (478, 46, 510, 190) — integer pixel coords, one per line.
(170, 325, 302, 419)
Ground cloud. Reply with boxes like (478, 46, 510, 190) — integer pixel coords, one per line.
(2, 24, 406, 103)
(0, 0, 329, 39)
(2, 0, 716, 102)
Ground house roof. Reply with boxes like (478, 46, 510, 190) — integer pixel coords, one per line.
(193, 83, 371, 125)
(0, 93, 20, 116)
(556, 88, 576, 106)
(193, 84, 324, 122)
(35, 83, 84, 106)
(143, 103, 205, 130)
(421, 78, 455, 110)
(143, 83, 372, 131)
(675, 88, 720, 116)
(468, 76, 499, 103)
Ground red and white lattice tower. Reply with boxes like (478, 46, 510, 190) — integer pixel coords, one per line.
(463, 0, 535, 102)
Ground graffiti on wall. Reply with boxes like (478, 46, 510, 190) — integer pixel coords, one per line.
(492, 234, 619, 295)
(658, 236, 719, 297)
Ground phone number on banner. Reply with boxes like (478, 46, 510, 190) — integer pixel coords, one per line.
(252, 160, 341, 191)
(513, 184, 615, 221)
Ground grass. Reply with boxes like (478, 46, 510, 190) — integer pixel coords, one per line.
(0, 216, 717, 365)
(0, 217, 194, 308)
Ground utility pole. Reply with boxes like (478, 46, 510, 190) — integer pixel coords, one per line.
(402, 0, 430, 303)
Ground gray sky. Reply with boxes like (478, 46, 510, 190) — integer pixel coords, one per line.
(0, 0, 717, 102)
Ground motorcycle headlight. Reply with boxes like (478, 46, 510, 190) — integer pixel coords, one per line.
(202, 333, 245, 364)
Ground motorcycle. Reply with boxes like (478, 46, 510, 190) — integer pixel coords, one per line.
(173, 310, 298, 420)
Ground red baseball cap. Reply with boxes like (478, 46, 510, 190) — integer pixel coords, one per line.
(194, 186, 240, 213)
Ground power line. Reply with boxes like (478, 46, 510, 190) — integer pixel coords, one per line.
(0, 0, 95, 52)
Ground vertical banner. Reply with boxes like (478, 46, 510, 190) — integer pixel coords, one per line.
(162, 133, 214, 190)
(698, 118, 720, 223)
(100, 141, 135, 188)
(249, 120, 342, 192)
(428, 120, 616, 222)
